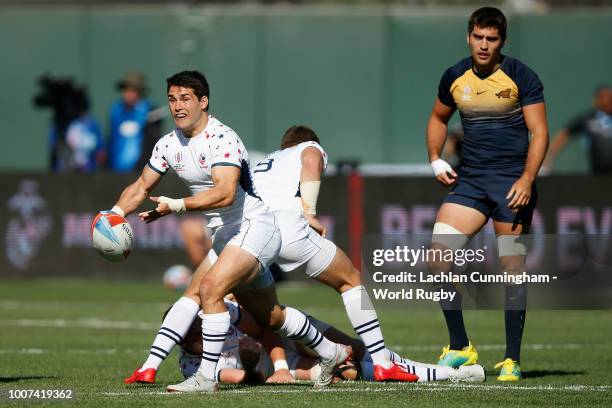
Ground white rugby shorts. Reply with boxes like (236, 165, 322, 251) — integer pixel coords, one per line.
(210, 211, 281, 269)
(274, 211, 337, 278)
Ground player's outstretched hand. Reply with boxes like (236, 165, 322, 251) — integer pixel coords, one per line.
(137, 197, 171, 223)
(265, 368, 296, 384)
(305, 214, 327, 237)
(506, 175, 532, 212)
(431, 159, 457, 186)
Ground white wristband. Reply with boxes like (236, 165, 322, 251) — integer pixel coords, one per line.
(158, 196, 186, 213)
(110, 206, 125, 217)
(300, 181, 321, 215)
(430, 159, 454, 177)
(273, 359, 289, 372)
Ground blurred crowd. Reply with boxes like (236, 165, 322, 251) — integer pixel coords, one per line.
(34, 72, 164, 173)
(35, 74, 611, 174)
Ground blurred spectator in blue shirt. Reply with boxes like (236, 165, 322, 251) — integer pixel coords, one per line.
(34, 74, 104, 172)
(107, 72, 163, 172)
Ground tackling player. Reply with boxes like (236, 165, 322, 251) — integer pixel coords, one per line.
(176, 302, 485, 384)
(114, 71, 350, 393)
(425, 7, 548, 381)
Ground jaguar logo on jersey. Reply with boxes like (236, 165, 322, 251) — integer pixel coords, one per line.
(173, 151, 185, 172)
(199, 153, 208, 168)
(5, 180, 52, 270)
(496, 88, 512, 98)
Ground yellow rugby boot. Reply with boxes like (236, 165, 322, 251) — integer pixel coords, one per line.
(437, 343, 478, 368)
(495, 358, 521, 381)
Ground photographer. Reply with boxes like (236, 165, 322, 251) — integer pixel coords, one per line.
(33, 75, 104, 172)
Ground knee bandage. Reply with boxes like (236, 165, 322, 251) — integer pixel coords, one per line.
(432, 222, 469, 251)
(497, 235, 528, 257)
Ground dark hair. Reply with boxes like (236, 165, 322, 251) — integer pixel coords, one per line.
(468, 7, 507, 42)
(280, 125, 320, 149)
(166, 70, 210, 110)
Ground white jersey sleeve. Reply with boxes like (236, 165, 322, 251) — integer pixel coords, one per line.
(252, 141, 327, 213)
(301, 141, 328, 170)
(148, 135, 172, 175)
(210, 129, 247, 169)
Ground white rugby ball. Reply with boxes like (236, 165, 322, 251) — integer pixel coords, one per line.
(91, 211, 134, 262)
(163, 265, 192, 291)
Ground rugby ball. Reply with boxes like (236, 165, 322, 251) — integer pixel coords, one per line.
(163, 265, 192, 291)
(91, 211, 134, 262)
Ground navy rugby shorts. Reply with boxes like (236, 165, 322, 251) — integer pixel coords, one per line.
(443, 166, 537, 226)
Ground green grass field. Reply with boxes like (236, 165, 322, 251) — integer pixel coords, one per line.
(1, 278, 611, 407)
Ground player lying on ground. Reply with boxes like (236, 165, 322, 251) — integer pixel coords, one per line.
(426, 7, 548, 381)
(126, 125, 420, 386)
(175, 300, 485, 384)
(114, 70, 350, 393)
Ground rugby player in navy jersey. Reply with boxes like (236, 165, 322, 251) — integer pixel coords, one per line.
(425, 7, 549, 381)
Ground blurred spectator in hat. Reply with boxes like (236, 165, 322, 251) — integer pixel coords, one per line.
(107, 71, 164, 172)
(543, 85, 612, 174)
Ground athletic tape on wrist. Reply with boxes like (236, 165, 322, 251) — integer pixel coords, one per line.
(300, 181, 321, 215)
(430, 159, 453, 177)
(110, 205, 125, 217)
(158, 196, 186, 213)
(274, 359, 289, 372)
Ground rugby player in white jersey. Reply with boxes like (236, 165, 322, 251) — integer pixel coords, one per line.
(126, 123, 479, 384)
(112, 71, 350, 392)
(253, 125, 485, 382)
(251, 126, 418, 381)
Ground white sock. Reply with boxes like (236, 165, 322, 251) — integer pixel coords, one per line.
(385, 349, 452, 382)
(342, 285, 391, 368)
(196, 310, 230, 381)
(141, 296, 199, 371)
(279, 306, 337, 360)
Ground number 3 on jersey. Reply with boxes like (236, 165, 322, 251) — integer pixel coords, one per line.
(254, 158, 274, 173)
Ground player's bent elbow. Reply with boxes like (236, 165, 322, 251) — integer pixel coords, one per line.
(218, 186, 237, 207)
(217, 195, 235, 208)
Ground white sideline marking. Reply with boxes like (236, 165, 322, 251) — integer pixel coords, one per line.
(0, 317, 604, 355)
(0, 342, 596, 356)
(101, 383, 611, 396)
(392, 343, 598, 352)
(0, 300, 170, 310)
(0, 318, 158, 330)
(0, 348, 149, 355)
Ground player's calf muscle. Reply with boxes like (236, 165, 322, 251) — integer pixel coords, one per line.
(317, 250, 361, 292)
(235, 291, 284, 329)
